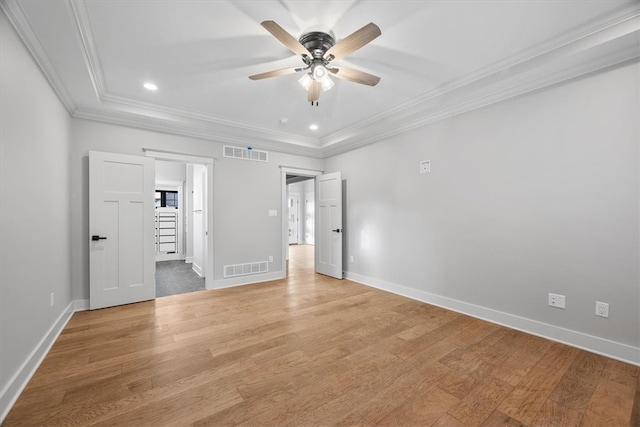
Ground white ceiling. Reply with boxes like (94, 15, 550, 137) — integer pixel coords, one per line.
(2, 0, 639, 157)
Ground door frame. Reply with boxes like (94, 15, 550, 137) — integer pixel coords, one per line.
(280, 166, 323, 276)
(145, 149, 214, 290)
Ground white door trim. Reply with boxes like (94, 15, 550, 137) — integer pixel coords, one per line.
(143, 149, 215, 165)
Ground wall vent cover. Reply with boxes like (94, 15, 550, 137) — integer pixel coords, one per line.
(223, 145, 268, 162)
(224, 261, 269, 278)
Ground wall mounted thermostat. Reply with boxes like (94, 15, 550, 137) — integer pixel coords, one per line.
(420, 160, 431, 174)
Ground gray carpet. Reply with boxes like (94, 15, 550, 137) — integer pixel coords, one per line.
(156, 261, 205, 297)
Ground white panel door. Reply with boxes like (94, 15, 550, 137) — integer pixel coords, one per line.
(90, 151, 156, 310)
(288, 193, 300, 244)
(315, 172, 342, 279)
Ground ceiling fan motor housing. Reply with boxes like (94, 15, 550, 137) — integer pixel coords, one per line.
(299, 32, 335, 59)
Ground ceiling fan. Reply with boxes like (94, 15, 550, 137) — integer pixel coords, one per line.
(249, 21, 381, 105)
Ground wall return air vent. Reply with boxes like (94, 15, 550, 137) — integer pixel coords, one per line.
(224, 261, 269, 278)
(223, 145, 268, 162)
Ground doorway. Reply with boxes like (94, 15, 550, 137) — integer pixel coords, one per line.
(154, 160, 207, 297)
(281, 168, 322, 276)
(146, 150, 214, 294)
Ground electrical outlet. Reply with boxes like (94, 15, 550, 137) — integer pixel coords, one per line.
(420, 160, 431, 174)
(595, 301, 609, 318)
(50, 292, 54, 307)
(268, 255, 273, 263)
(548, 293, 566, 309)
(350, 255, 354, 263)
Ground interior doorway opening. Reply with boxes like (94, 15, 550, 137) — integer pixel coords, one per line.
(146, 150, 214, 295)
(286, 175, 315, 275)
(280, 167, 322, 277)
(154, 160, 208, 297)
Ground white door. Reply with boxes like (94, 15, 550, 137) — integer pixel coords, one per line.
(89, 151, 156, 310)
(304, 192, 314, 245)
(288, 193, 300, 244)
(315, 172, 342, 279)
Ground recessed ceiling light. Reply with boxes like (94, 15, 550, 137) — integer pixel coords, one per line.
(309, 124, 318, 130)
(143, 82, 158, 91)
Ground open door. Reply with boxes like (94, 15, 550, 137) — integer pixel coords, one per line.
(89, 151, 156, 309)
(315, 172, 342, 279)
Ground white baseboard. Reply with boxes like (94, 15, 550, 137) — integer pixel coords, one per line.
(345, 271, 640, 366)
(192, 263, 203, 277)
(211, 271, 285, 290)
(0, 301, 75, 424)
(185, 256, 193, 263)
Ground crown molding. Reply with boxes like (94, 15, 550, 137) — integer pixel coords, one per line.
(67, 0, 105, 101)
(72, 107, 325, 158)
(1, 0, 77, 114)
(98, 93, 320, 148)
(321, 45, 639, 159)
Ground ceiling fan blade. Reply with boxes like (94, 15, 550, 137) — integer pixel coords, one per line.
(330, 67, 380, 86)
(249, 67, 300, 80)
(308, 81, 321, 102)
(324, 22, 381, 61)
(261, 21, 311, 58)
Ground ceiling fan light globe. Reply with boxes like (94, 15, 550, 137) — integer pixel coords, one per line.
(313, 65, 328, 80)
(320, 76, 334, 92)
(298, 73, 313, 90)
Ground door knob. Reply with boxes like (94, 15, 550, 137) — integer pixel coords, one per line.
(332, 228, 342, 233)
(91, 235, 107, 241)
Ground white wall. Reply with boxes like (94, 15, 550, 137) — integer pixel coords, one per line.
(325, 63, 640, 363)
(156, 160, 186, 184)
(69, 119, 324, 299)
(0, 10, 73, 419)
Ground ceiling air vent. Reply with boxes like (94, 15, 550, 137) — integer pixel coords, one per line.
(224, 261, 269, 278)
(223, 145, 268, 162)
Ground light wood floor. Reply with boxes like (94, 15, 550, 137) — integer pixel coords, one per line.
(5, 245, 639, 426)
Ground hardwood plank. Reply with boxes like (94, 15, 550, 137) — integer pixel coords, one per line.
(497, 342, 579, 425)
(548, 351, 607, 412)
(491, 334, 552, 387)
(581, 377, 636, 425)
(433, 413, 468, 427)
(530, 400, 583, 426)
(374, 386, 459, 426)
(600, 358, 640, 388)
(480, 409, 526, 426)
(447, 376, 513, 426)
